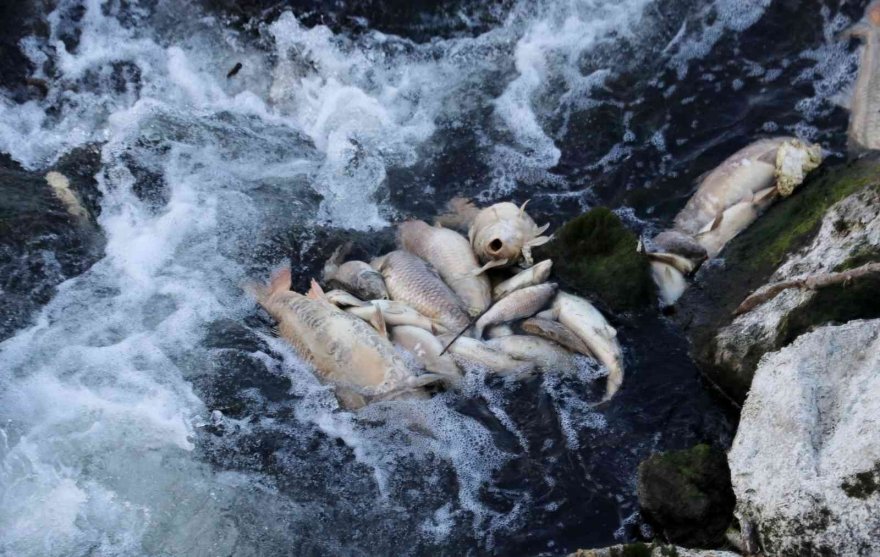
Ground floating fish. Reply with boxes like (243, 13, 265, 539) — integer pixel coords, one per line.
(841, 1, 880, 152)
(487, 335, 579, 373)
(247, 270, 441, 409)
(474, 283, 557, 339)
(545, 292, 623, 401)
(348, 299, 446, 334)
(492, 260, 553, 300)
(372, 250, 470, 332)
(391, 325, 462, 384)
(323, 242, 389, 301)
(468, 201, 552, 267)
(520, 317, 593, 358)
(398, 219, 498, 316)
(440, 335, 536, 375)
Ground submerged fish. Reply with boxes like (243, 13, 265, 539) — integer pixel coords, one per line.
(520, 317, 593, 358)
(474, 283, 557, 339)
(398, 219, 495, 316)
(391, 325, 462, 384)
(468, 201, 552, 267)
(842, 1, 880, 152)
(323, 242, 389, 301)
(545, 292, 623, 401)
(492, 260, 553, 300)
(487, 335, 578, 373)
(247, 270, 439, 409)
(441, 335, 535, 375)
(372, 250, 470, 332)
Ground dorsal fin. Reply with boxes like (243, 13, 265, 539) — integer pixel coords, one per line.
(697, 212, 724, 236)
(519, 199, 530, 215)
(370, 307, 388, 338)
(471, 259, 508, 276)
(307, 279, 326, 300)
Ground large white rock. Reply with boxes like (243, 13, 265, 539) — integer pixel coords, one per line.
(711, 185, 880, 384)
(729, 319, 880, 556)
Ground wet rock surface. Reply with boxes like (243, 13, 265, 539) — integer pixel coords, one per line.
(570, 542, 740, 557)
(534, 207, 654, 313)
(729, 319, 880, 556)
(637, 444, 734, 548)
(0, 145, 104, 340)
(674, 156, 880, 402)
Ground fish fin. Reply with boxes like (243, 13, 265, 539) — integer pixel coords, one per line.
(603, 324, 618, 338)
(696, 212, 724, 236)
(645, 251, 696, 275)
(307, 278, 326, 300)
(408, 373, 449, 388)
(519, 199, 530, 215)
(471, 258, 508, 275)
(370, 307, 388, 338)
(753, 185, 779, 207)
(636, 237, 645, 254)
(601, 363, 624, 402)
(525, 233, 552, 248)
(435, 197, 478, 231)
(532, 222, 550, 236)
(431, 321, 449, 335)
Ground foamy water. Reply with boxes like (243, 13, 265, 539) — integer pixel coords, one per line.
(0, 0, 858, 554)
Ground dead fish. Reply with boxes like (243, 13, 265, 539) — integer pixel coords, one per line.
(440, 335, 536, 376)
(468, 201, 552, 267)
(486, 324, 515, 338)
(649, 261, 688, 309)
(323, 242, 389, 300)
(398, 219, 498, 316)
(474, 283, 557, 339)
(546, 292, 623, 401)
(487, 335, 578, 373)
(325, 289, 368, 307)
(246, 270, 441, 409)
(841, 1, 880, 152)
(521, 317, 593, 358)
(492, 260, 553, 300)
(45, 171, 89, 221)
(673, 137, 821, 256)
(391, 325, 462, 384)
(348, 299, 446, 333)
(372, 250, 470, 332)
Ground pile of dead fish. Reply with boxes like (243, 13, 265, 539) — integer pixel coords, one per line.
(248, 200, 623, 410)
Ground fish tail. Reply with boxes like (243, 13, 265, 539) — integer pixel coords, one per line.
(307, 278, 326, 300)
(244, 267, 292, 306)
(601, 362, 624, 402)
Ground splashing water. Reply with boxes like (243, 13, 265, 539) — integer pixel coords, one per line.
(0, 0, 859, 554)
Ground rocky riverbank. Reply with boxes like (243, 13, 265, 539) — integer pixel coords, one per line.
(566, 155, 880, 556)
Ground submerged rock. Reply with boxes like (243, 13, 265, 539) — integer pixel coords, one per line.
(637, 445, 735, 548)
(729, 319, 880, 556)
(0, 146, 104, 339)
(675, 156, 880, 402)
(534, 207, 654, 312)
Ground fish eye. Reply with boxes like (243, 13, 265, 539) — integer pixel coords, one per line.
(489, 238, 503, 253)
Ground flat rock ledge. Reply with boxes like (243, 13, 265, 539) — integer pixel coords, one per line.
(569, 542, 739, 557)
(729, 319, 880, 556)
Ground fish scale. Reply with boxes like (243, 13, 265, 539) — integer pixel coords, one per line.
(375, 250, 470, 332)
(474, 283, 557, 339)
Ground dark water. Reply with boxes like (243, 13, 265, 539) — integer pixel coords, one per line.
(0, 0, 864, 555)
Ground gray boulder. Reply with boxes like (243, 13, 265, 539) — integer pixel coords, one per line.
(729, 319, 880, 556)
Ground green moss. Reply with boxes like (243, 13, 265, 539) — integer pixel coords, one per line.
(778, 273, 880, 345)
(841, 462, 880, 499)
(620, 543, 652, 557)
(656, 545, 680, 557)
(534, 207, 654, 311)
(722, 162, 879, 273)
(833, 244, 880, 272)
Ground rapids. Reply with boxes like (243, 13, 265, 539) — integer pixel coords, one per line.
(0, 0, 863, 555)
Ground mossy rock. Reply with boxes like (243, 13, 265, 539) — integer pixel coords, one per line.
(675, 156, 880, 402)
(637, 444, 735, 548)
(534, 207, 654, 312)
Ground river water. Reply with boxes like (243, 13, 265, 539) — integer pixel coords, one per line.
(0, 0, 862, 555)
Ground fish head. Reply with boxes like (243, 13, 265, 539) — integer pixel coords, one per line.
(358, 270, 389, 300)
(472, 210, 549, 266)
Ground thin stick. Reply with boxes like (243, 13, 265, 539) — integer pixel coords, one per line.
(733, 262, 880, 316)
(439, 308, 489, 355)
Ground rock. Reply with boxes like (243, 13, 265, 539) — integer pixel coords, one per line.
(637, 445, 735, 548)
(675, 156, 880, 402)
(728, 319, 880, 556)
(569, 542, 740, 557)
(0, 146, 104, 340)
(534, 207, 655, 312)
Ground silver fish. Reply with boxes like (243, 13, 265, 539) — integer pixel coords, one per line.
(323, 242, 389, 300)
(487, 335, 579, 373)
(348, 299, 446, 333)
(398, 220, 496, 316)
(441, 335, 535, 375)
(492, 260, 553, 300)
(486, 324, 515, 339)
(474, 283, 557, 339)
(842, 2, 880, 152)
(520, 317, 593, 358)
(391, 325, 462, 384)
(247, 271, 439, 409)
(468, 201, 552, 267)
(546, 292, 623, 401)
(372, 250, 470, 332)
(325, 289, 368, 307)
